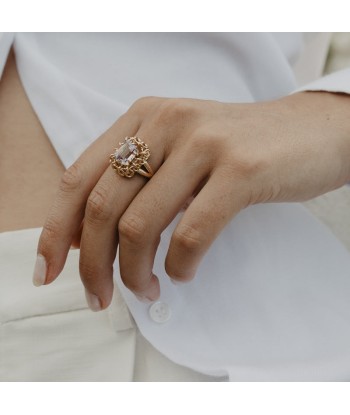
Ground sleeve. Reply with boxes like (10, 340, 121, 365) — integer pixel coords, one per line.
(293, 33, 350, 95)
(294, 67, 350, 95)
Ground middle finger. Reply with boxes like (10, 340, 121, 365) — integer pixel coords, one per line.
(79, 134, 165, 309)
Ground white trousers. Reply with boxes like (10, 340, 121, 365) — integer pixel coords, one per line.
(0, 227, 220, 381)
(1, 185, 349, 381)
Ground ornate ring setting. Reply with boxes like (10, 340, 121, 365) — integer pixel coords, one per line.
(109, 136, 154, 178)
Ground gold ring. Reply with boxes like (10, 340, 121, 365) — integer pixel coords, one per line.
(109, 136, 154, 178)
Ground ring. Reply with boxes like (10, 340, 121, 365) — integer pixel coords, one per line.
(109, 136, 154, 178)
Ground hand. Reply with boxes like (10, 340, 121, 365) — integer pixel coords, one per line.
(34, 92, 350, 310)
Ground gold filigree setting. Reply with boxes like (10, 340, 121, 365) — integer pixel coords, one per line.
(110, 136, 153, 178)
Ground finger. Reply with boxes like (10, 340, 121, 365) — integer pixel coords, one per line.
(118, 151, 206, 301)
(79, 130, 167, 308)
(165, 169, 246, 283)
(35, 113, 140, 287)
(78, 165, 146, 309)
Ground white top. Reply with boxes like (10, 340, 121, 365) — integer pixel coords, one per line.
(1, 33, 350, 380)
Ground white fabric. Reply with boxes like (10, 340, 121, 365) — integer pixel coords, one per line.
(10, 33, 301, 167)
(0, 228, 136, 381)
(116, 204, 350, 381)
(1, 33, 350, 381)
(295, 66, 350, 94)
(0, 228, 219, 381)
(293, 33, 332, 86)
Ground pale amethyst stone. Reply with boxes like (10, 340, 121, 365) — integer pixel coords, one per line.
(114, 140, 139, 165)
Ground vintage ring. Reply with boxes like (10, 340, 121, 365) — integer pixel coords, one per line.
(109, 136, 154, 178)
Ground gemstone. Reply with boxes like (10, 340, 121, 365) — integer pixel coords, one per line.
(114, 140, 139, 165)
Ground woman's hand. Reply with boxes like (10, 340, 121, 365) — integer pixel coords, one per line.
(34, 92, 350, 310)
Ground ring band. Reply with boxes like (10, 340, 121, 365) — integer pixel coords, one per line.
(109, 136, 154, 178)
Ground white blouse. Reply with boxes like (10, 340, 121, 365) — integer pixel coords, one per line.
(1, 33, 350, 380)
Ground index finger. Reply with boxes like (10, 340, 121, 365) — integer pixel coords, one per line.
(33, 113, 139, 287)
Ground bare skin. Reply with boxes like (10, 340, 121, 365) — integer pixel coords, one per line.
(35, 91, 350, 310)
(0, 49, 65, 232)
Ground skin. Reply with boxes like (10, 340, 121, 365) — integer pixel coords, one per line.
(0, 49, 64, 233)
(34, 90, 350, 310)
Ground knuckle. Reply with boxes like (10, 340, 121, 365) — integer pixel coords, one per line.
(191, 128, 229, 150)
(189, 131, 217, 154)
(185, 130, 227, 167)
(118, 214, 147, 246)
(222, 153, 268, 182)
(134, 96, 156, 106)
(129, 96, 161, 116)
(171, 224, 204, 252)
(86, 186, 113, 222)
(60, 163, 83, 193)
(113, 112, 129, 125)
(154, 98, 197, 127)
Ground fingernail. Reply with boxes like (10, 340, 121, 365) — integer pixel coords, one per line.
(85, 289, 102, 312)
(146, 274, 161, 301)
(135, 274, 160, 303)
(33, 254, 47, 287)
(135, 294, 153, 304)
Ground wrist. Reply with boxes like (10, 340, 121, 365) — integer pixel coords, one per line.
(279, 91, 350, 182)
